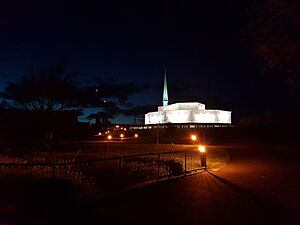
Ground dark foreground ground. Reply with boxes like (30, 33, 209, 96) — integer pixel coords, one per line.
(80, 143, 300, 225)
(1, 142, 300, 225)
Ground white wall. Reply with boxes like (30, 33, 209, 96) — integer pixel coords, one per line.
(145, 109, 231, 124)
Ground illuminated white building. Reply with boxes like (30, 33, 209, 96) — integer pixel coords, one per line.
(145, 73, 231, 125)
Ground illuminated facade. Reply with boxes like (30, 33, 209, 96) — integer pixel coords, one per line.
(145, 73, 232, 125)
(145, 102, 231, 124)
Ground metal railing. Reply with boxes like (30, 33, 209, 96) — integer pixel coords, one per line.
(0, 150, 205, 196)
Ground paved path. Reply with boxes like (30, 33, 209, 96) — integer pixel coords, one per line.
(84, 144, 300, 225)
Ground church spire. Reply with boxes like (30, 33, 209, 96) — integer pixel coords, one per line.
(163, 69, 168, 106)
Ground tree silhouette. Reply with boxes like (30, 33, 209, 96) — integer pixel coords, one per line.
(245, 0, 300, 103)
(86, 100, 120, 130)
(1, 60, 87, 111)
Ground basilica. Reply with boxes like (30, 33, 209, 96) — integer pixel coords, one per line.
(145, 73, 231, 125)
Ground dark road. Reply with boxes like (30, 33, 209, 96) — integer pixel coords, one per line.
(84, 144, 300, 225)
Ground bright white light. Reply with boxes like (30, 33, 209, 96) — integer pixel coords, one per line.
(134, 133, 138, 138)
(98, 132, 102, 136)
(107, 135, 112, 140)
(145, 102, 231, 124)
(120, 134, 124, 138)
(198, 145, 205, 153)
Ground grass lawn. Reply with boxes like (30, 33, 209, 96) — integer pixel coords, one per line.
(1, 142, 231, 171)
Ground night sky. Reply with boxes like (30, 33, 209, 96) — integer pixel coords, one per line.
(0, 1, 293, 123)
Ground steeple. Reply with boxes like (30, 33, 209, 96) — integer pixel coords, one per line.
(162, 69, 168, 106)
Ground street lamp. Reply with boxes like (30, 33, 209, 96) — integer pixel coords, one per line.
(134, 133, 138, 138)
(198, 145, 206, 170)
(120, 133, 124, 138)
(107, 135, 112, 153)
(198, 145, 205, 153)
(191, 134, 197, 142)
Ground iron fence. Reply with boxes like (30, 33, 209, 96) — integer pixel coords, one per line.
(0, 150, 205, 196)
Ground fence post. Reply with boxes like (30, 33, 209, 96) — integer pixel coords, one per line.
(157, 154, 160, 181)
(52, 163, 55, 178)
(118, 157, 123, 186)
(184, 151, 187, 176)
(200, 152, 207, 170)
(229, 150, 232, 162)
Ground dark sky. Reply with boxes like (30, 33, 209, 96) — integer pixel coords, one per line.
(0, 1, 291, 123)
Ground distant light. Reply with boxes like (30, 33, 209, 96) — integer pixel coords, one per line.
(95, 88, 98, 92)
(191, 135, 197, 141)
(107, 135, 112, 140)
(134, 133, 138, 138)
(124, 128, 127, 131)
(103, 100, 106, 103)
(116, 125, 119, 128)
(107, 131, 110, 133)
(120, 134, 124, 138)
(98, 132, 102, 136)
(198, 145, 206, 153)
(120, 127, 123, 130)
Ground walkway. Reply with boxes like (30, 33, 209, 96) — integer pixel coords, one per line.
(84, 143, 300, 225)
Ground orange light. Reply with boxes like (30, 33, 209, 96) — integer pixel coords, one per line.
(191, 135, 197, 141)
(198, 145, 206, 153)
(134, 133, 138, 138)
(120, 134, 124, 138)
(107, 135, 112, 140)
(98, 132, 102, 136)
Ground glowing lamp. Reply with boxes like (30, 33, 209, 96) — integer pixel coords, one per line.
(191, 135, 197, 141)
(107, 135, 112, 140)
(98, 132, 102, 136)
(120, 134, 124, 138)
(134, 133, 138, 138)
(198, 145, 206, 153)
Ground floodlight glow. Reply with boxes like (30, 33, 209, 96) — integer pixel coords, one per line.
(198, 145, 205, 153)
(107, 135, 112, 140)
